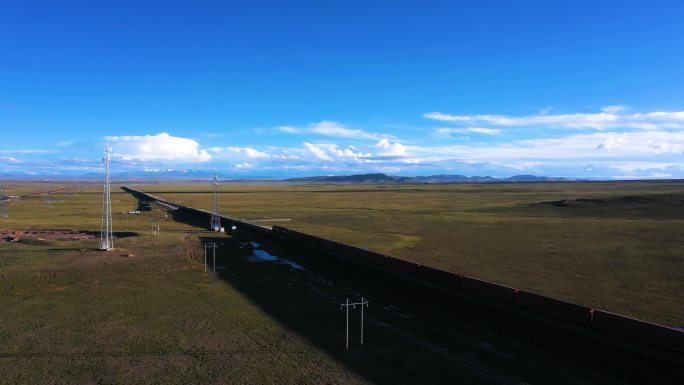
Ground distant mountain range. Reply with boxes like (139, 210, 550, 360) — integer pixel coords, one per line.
(285, 173, 569, 183)
(0, 169, 571, 183)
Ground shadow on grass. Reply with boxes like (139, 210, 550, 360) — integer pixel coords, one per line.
(78, 230, 139, 239)
(162, 207, 595, 384)
(157, 204, 490, 383)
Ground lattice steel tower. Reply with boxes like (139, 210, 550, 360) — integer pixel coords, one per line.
(100, 147, 114, 250)
(210, 173, 221, 231)
(0, 187, 8, 223)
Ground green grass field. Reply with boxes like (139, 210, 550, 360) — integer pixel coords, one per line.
(129, 180, 684, 327)
(1, 180, 681, 384)
(0, 186, 374, 384)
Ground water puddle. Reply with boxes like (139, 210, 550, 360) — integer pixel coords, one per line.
(242, 241, 372, 307)
(246, 242, 304, 270)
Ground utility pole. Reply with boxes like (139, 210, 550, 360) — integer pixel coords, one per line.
(360, 296, 367, 345)
(340, 297, 369, 349)
(203, 242, 217, 272)
(150, 216, 160, 235)
(100, 147, 113, 251)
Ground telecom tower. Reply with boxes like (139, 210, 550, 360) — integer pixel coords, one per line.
(43, 192, 53, 208)
(100, 147, 114, 250)
(0, 187, 8, 222)
(210, 174, 221, 231)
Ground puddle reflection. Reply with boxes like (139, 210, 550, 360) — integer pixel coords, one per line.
(245, 241, 304, 270)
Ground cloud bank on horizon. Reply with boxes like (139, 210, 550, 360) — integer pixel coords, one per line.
(3, 106, 683, 179)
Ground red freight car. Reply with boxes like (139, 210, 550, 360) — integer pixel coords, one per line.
(253, 225, 271, 235)
(356, 249, 387, 266)
(337, 243, 360, 258)
(300, 234, 321, 247)
(271, 226, 288, 237)
(460, 276, 517, 304)
(592, 310, 684, 353)
(516, 291, 592, 327)
(384, 256, 420, 276)
(317, 238, 340, 252)
(417, 265, 461, 288)
(242, 223, 268, 235)
(289, 230, 306, 241)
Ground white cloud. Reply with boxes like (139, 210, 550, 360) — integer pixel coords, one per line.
(407, 131, 684, 170)
(22, 105, 684, 179)
(279, 120, 387, 140)
(271, 151, 302, 160)
(277, 126, 300, 133)
(613, 171, 673, 179)
(0, 149, 56, 154)
(601, 105, 628, 113)
(105, 132, 211, 162)
(516, 131, 684, 157)
(209, 146, 270, 159)
(309, 121, 374, 139)
(376, 138, 408, 156)
(467, 127, 501, 135)
(0, 156, 19, 163)
(423, 109, 684, 130)
(227, 147, 270, 158)
(234, 162, 254, 169)
(303, 142, 371, 161)
(607, 162, 679, 174)
(304, 142, 333, 161)
(436, 127, 500, 136)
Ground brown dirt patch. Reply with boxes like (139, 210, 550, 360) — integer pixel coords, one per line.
(0, 229, 97, 242)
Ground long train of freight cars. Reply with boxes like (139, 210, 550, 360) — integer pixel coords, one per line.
(121, 187, 684, 356)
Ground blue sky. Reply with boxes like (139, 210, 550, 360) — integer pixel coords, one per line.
(1, 0, 684, 178)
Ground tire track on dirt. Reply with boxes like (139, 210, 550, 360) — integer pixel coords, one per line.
(35, 270, 57, 284)
(0, 273, 11, 292)
(180, 233, 202, 264)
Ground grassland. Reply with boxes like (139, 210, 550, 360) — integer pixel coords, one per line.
(4, 182, 611, 385)
(130, 180, 684, 327)
(0, 185, 374, 384)
(1, 180, 681, 384)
